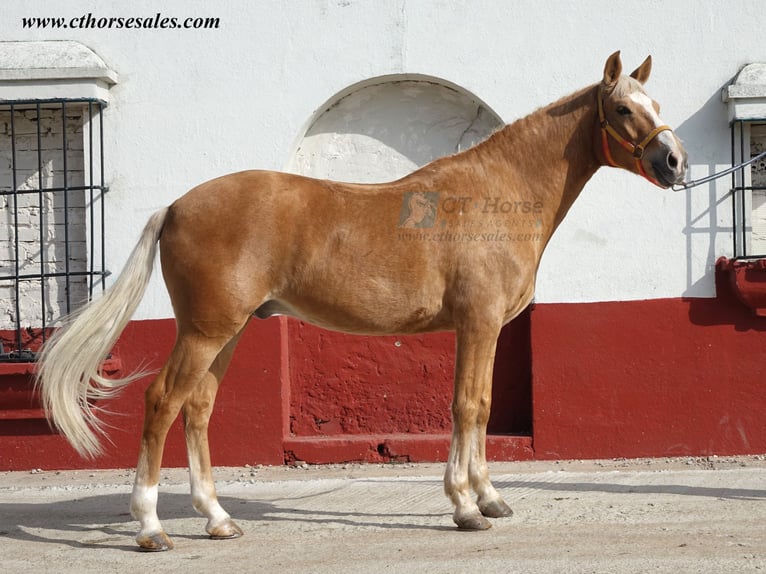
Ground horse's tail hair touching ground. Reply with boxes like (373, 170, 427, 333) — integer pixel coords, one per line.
(35, 207, 169, 459)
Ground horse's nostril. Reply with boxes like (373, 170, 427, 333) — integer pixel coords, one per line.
(667, 152, 679, 170)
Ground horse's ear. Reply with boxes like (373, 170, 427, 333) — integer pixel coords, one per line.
(630, 55, 652, 85)
(603, 51, 622, 88)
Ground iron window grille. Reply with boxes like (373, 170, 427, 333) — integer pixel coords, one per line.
(730, 120, 766, 260)
(0, 98, 109, 362)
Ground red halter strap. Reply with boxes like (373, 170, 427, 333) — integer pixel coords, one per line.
(597, 88, 672, 187)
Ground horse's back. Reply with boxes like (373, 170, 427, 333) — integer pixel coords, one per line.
(158, 169, 459, 334)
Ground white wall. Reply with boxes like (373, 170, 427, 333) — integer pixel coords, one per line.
(3, 0, 766, 320)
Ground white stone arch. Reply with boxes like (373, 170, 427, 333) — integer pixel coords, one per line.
(286, 74, 504, 183)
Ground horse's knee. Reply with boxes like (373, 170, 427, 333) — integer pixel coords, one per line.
(476, 398, 491, 427)
(451, 399, 481, 427)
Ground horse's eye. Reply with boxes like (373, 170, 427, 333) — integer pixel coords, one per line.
(616, 105, 632, 116)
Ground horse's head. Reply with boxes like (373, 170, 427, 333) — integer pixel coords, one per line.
(597, 51, 687, 188)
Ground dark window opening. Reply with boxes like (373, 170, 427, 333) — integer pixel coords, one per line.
(0, 98, 109, 362)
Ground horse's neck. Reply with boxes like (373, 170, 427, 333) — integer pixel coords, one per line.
(472, 84, 601, 232)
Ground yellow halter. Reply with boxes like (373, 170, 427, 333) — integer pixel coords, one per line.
(597, 87, 672, 187)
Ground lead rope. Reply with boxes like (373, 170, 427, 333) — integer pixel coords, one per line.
(671, 149, 766, 191)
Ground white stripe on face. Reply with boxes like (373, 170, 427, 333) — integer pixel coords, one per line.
(629, 91, 677, 149)
(629, 91, 663, 128)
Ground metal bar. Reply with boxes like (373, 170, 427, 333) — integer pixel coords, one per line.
(0, 185, 108, 196)
(99, 103, 106, 293)
(740, 121, 747, 257)
(731, 122, 742, 257)
(61, 101, 71, 312)
(0, 270, 110, 281)
(88, 101, 95, 297)
(9, 104, 22, 355)
(36, 102, 47, 338)
(0, 97, 107, 106)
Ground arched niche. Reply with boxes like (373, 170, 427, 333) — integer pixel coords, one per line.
(286, 75, 504, 183)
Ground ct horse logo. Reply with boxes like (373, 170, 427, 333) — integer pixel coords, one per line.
(398, 191, 439, 229)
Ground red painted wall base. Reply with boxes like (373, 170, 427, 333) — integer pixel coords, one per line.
(0, 267, 764, 470)
(532, 274, 766, 460)
(0, 317, 286, 470)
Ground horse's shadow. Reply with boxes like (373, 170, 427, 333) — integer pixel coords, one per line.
(493, 478, 766, 501)
(0, 487, 453, 553)
(3, 475, 763, 552)
(0, 492, 141, 552)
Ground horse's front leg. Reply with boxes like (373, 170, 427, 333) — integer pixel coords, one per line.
(471, 395, 513, 520)
(444, 319, 511, 530)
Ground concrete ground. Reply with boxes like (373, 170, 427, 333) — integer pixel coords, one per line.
(1, 456, 765, 573)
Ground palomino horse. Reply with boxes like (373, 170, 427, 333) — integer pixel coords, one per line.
(36, 51, 687, 550)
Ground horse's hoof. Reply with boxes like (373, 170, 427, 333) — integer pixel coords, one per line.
(136, 530, 174, 551)
(454, 511, 492, 531)
(207, 518, 244, 540)
(479, 499, 513, 518)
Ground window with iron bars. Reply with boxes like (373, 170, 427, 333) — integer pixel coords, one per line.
(0, 98, 108, 362)
(730, 121, 766, 259)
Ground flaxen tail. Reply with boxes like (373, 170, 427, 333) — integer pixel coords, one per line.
(36, 207, 169, 458)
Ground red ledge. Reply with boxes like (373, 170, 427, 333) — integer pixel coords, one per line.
(0, 355, 122, 377)
(717, 256, 766, 317)
(283, 433, 534, 464)
(0, 408, 46, 420)
(0, 362, 37, 376)
(0, 356, 124, 421)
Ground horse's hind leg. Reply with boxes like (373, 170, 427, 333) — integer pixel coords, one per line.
(130, 325, 243, 551)
(184, 323, 249, 540)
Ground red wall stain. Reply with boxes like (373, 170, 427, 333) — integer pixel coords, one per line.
(287, 320, 455, 436)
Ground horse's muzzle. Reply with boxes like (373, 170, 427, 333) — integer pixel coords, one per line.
(650, 140, 688, 188)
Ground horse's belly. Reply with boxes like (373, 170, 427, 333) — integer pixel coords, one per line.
(253, 296, 450, 335)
